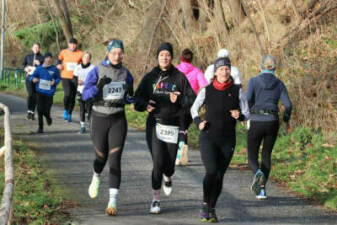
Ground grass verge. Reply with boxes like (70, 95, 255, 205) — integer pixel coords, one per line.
(0, 129, 69, 224)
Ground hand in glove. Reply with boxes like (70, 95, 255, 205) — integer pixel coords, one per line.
(97, 76, 112, 90)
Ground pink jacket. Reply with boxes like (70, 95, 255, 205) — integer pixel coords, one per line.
(176, 62, 208, 94)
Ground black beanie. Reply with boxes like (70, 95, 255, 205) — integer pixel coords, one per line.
(214, 57, 231, 72)
(157, 42, 173, 58)
(44, 52, 53, 58)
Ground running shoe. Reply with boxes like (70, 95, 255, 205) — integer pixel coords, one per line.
(256, 188, 267, 200)
(46, 117, 52, 126)
(88, 176, 100, 199)
(79, 127, 86, 134)
(63, 110, 68, 120)
(26, 112, 31, 120)
(105, 200, 117, 216)
(251, 169, 266, 195)
(67, 114, 72, 122)
(31, 113, 35, 120)
(200, 203, 209, 222)
(149, 200, 161, 214)
(180, 144, 189, 166)
(208, 208, 218, 223)
(162, 175, 172, 196)
(37, 128, 43, 134)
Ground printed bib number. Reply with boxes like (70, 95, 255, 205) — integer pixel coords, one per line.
(39, 79, 51, 91)
(102, 81, 125, 100)
(66, 62, 77, 71)
(155, 123, 179, 144)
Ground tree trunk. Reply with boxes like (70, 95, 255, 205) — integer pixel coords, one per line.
(50, 0, 73, 41)
(180, 0, 198, 32)
(61, 0, 73, 36)
(214, 0, 230, 35)
(228, 0, 245, 25)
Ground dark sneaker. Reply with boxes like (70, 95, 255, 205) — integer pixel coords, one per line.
(251, 169, 266, 195)
(37, 128, 43, 134)
(46, 117, 52, 126)
(67, 114, 72, 122)
(26, 112, 31, 120)
(200, 203, 209, 222)
(31, 113, 35, 120)
(208, 208, 218, 223)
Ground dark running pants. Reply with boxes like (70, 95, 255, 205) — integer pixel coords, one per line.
(247, 120, 279, 183)
(62, 78, 77, 114)
(25, 76, 37, 112)
(36, 93, 53, 130)
(199, 133, 235, 208)
(91, 111, 127, 189)
(146, 115, 179, 190)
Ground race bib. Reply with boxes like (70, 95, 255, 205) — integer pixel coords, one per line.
(39, 79, 51, 91)
(102, 81, 125, 101)
(155, 123, 179, 144)
(66, 62, 77, 71)
(27, 66, 36, 75)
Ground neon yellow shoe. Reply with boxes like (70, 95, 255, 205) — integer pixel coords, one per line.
(88, 176, 100, 199)
(105, 200, 117, 216)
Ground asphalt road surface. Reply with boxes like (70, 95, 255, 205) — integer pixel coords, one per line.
(0, 93, 336, 225)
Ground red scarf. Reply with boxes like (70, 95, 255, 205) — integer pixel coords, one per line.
(213, 78, 233, 91)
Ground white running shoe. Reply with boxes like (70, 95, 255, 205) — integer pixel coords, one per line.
(175, 158, 181, 166)
(88, 176, 100, 199)
(162, 175, 172, 196)
(150, 200, 161, 214)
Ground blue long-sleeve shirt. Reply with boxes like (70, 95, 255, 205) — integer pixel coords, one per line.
(30, 65, 61, 96)
(246, 70, 292, 122)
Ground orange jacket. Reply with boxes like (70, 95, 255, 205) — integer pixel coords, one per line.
(58, 49, 83, 79)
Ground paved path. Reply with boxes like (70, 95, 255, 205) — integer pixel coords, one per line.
(0, 92, 336, 225)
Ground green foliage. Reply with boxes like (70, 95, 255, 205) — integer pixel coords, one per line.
(0, 132, 68, 224)
(15, 20, 63, 51)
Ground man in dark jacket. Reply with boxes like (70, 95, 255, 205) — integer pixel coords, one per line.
(22, 42, 44, 120)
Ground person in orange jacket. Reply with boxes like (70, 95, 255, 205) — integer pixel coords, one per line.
(57, 37, 83, 122)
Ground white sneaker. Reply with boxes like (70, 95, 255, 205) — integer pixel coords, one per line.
(150, 200, 161, 214)
(162, 175, 172, 196)
(175, 158, 181, 166)
(88, 176, 100, 198)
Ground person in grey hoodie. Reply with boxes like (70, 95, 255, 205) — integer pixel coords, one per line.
(246, 54, 292, 200)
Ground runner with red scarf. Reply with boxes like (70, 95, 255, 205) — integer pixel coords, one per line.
(190, 57, 249, 223)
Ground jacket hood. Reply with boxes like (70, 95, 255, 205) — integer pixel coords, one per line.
(257, 72, 279, 90)
(177, 62, 194, 74)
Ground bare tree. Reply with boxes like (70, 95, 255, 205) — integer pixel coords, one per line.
(180, 0, 198, 32)
(50, 0, 73, 41)
(214, 0, 230, 35)
(228, 0, 245, 25)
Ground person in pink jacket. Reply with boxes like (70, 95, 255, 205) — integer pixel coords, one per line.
(176, 48, 208, 165)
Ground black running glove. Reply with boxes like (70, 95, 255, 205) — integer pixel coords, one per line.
(97, 76, 112, 90)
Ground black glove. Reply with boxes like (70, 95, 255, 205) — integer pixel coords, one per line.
(97, 76, 112, 90)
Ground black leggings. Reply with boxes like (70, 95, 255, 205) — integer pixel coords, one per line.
(247, 120, 279, 183)
(36, 93, 53, 129)
(91, 111, 127, 189)
(146, 116, 178, 190)
(25, 76, 37, 112)
(62, 78, 77, 114)
(78, 99, 92, 122)
(199, 133, 235, 208)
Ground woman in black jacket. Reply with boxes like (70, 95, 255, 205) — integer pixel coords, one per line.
(191, 57, 249, 222)
(134, 42, 196, 214)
